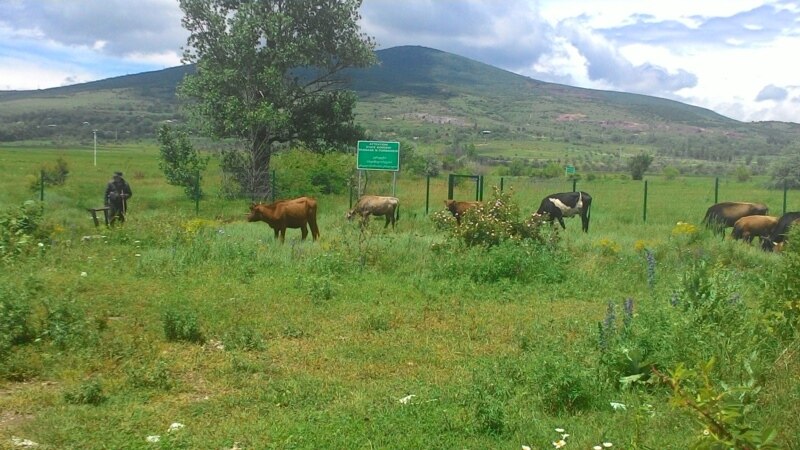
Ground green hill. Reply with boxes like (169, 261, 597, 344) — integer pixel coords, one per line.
(1, 45, 797, 171)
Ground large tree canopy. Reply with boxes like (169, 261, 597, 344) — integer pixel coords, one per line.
(178, 0, 375, 198)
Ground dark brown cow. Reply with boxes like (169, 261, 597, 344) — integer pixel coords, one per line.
(731, 215, 778, 244)
(444, 199, 481, 225)
(247, 197, 320, 243)
(762, 212, 800, 252)
(702, 202, 768, 236)
(347, 195, 400, 229)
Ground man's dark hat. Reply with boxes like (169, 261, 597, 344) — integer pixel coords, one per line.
(114, 171, 123, 177)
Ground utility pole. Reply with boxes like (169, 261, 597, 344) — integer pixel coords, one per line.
(93, 130, 98, 166)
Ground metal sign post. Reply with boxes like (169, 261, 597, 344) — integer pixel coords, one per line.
(356, 140, 400, 196)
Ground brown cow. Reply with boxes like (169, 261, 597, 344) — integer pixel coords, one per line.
(731, 215, 778, 244)
(347, 195, 400, 229)
(247, 197, 320, 243)
(444, 199, 481, 225)
(702, 202, 768, 236)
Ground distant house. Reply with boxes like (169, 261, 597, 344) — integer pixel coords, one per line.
(481, 130, 492, 135)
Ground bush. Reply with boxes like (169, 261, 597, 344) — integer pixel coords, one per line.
(0, 287, 35, 361)
(763, 227, 800, 338)
(28, 157, 69, 191)
(0, 200, 44, 260)
(41, 300, 94, 350)
(64, 378, 106, 405)
(163, 308, 205, 344)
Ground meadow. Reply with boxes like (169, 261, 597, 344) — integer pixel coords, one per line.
(1, 142, 799, 449)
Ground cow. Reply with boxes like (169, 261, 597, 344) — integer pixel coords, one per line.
(533, 191, 592, 232)
(730, 215, 778, 244)
(761, 211, 800, 252)
(347, 195, 400, 229)
(702, 202, 768, 236)
(246, 196, 320, 243)
(444, 199, 481, 225)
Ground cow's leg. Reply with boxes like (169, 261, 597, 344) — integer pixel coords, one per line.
(557, 216, 566, 230)
(300, 225, 309, 240)
(273, 228, 280, 240)
(383, 214, 391, 228)
(581, 213, 589, 232)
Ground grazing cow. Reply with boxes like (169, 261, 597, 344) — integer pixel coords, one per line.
(246, 196, 320, 243)
(347, 195, 400, 229)
(702, 202, 768, 236)
(444, 199, 481, 225)
(761, 211, 800, 252)
(731, 215, 778, 244)
(533, 191, 592, 232)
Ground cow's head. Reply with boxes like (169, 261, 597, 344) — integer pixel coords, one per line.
(346, 209, 357, 221)
(246, 202, 263, 222)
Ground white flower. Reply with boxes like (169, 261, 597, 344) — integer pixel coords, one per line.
(37, 242, 44, 247)
(146, 435, 160, 443)
(610, 402, 627, 410)
(554, 428, 565, 433)
(167, 422, 185, 432)
(593, 446, 602, 450)
(522, 446, 532, 450)
(561, 434, 570, 439)
(80, 272, 88, 277)
(398, 394, 416, 404)
(552, 439, 566, 448)
(134, 253, 141, 257)
(603, 443, 613, 448)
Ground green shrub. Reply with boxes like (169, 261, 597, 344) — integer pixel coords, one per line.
(534, 356, 597, 414)
(163, 308, 205, 344)
(41, 300, 94, 350)
(0, 288, 35, 360)
(763, 227, 800, 338)
(222, 326, 266, 352)
(64, 378, 106, 405)
(125, 358, 174, 390)
(435, 239, 566, 284)
(0, 200, 44, 260)
(28, 157, 69, 191)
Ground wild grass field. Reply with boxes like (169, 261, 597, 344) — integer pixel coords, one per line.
(1, 143, 799, 449)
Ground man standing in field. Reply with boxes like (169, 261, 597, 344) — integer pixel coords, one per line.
(105, 171, 133, 225)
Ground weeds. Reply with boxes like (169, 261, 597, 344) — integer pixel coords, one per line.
(163, 307, 205, 344)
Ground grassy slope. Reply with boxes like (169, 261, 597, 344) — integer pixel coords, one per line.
(1, 144, 799, 449)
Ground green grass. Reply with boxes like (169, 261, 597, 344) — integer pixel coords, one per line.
(1, 143, 799, 449)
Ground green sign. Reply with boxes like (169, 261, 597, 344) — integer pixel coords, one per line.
(357, 140, 400, 171)
(565, 165, 576, 175)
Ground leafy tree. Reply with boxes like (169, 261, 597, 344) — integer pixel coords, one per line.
(178, 0, 376, 199)
(733, 165, 751, 182)
(628, 152, 653, 180)
(768, 153, 800, 189)
(157, 125, 210, 200)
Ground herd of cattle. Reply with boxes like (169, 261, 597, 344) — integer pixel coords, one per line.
(245, 192, 799, 252)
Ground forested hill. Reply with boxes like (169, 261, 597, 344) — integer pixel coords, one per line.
(1, 45, 798, 165)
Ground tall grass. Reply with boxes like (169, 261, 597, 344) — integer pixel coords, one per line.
(0, 144, 797, 449)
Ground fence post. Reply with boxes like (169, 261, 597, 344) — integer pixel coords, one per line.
(714, 177, 719, 204)
(40, 170, 45, 201)
(425, 176, 430, 215)
(447, 174, 454, 200)
(643, 180, 648, 223)
(572, 179, 577, 192)
(784, 181, 788, 215)
(500, 177, 504, 193)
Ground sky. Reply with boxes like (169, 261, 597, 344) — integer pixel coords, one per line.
(0, 0, 798, 123)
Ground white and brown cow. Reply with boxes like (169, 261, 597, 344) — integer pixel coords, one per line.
(347, 195, 400, 229)
(533, 191, 592, 232)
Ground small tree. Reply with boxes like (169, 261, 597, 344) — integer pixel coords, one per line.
(629, 152, 653, 180)
(157, 125, 210, 200)
(768, 153, 800, 189)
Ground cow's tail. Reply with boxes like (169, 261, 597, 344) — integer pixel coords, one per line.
(395, 203, 400, 223)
